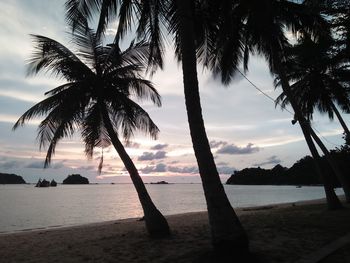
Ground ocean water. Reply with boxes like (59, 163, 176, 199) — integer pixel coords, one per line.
(0, 184, 344, 233)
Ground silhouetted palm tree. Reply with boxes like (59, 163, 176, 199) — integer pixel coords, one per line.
(275, 34, 350, 202)
(65, 0, 249, 255)
(276, 35, 350, 135)
(204, 0, 342, 209)
(13, 28, 170, 237)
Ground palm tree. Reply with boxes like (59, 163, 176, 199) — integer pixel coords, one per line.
(275, 31, 350, 136)
(204, 0, 342, 209)
(13, 28, 170, 237)
(65, 0, 250, 255)
(275, 34, 350, 202)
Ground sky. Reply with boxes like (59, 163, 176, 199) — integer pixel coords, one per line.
(0, 0, 348, 183)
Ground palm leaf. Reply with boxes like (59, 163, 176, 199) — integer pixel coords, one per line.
(28, 35, 94, 80)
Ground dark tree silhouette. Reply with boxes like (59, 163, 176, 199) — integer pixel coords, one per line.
(13, 28, 170, 237)
(275, 34, 350, 202)
(65, 0, 249, 255)
(202, 0, 342, 209)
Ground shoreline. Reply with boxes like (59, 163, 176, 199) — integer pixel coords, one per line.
(0, 197, 349, 262)
(0, 196, 334, 236)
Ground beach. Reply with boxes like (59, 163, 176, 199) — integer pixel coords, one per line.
(0, 199, 349, 263)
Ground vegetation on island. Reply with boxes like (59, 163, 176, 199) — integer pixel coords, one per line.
(228, 136, 350, 186)
(62, 174, 89, 185)
(226, 157, 337, 186)
(0, 173, 26, 184)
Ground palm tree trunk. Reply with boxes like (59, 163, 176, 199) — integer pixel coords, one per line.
(309, 127, 350, 202)
(275, 60, 342, 210)
(330, 101, 350, 139)
(176, 0, 249, 255)
(101, 107, 170, 238)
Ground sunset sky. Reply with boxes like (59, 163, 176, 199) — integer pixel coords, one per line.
(0, 0, 348, 183)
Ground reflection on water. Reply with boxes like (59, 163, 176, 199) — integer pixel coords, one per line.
(0, 184, 344, 233)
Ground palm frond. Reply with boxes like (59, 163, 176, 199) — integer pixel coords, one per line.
(135, 0, 168, 72)
(108, 96, 159, 142)
(96, 0, 118, 38)
(28, 35, 94, 81)
(65, 0, 101, 32)
(114, 0, 134, 42)
(72, 26, 104, 73)
(36, 105, 80, 167)
(81, 103, 110, 158)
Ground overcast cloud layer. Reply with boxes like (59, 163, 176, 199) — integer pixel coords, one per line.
(0, 0, 348, 183)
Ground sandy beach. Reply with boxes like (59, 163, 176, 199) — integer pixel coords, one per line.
(0, 199, 349, 263)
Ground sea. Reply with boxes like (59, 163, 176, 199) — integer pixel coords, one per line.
(0, 182, 344, 233)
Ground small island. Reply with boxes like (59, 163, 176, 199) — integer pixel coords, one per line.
(62, 174, 89, 184)
(0, 173, 26, 184)
(150, 181, 170, 185)
(35, 179, 57, 187)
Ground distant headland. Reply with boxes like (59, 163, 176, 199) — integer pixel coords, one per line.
(226, 153, 348, 186)
(0, 173, 26, 184)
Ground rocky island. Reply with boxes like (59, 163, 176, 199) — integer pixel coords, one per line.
(0, 173, 26, 184)
(62, 174, 89, 184)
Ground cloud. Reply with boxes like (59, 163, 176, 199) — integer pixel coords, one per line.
(216, 143, 260, 155)
(253, 155, 281, 167)
(125, 142, 141, 149)
(140, 163, 167, 174)
(0, 160, 21, 170)
(150, 144, 168, 150)
(217, 165, 236, 174)
(138, 151, 167, 161)
(139, 162, 200, 174)
(77, 165, 96, 171)
(210, 140, 227, 148)
(217, 161, 229, 166)
(24, 161, 44, 169)
(25, 160, 65, 169)
(167, 166, 199, 174)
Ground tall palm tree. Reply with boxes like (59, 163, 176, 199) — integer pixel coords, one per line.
(65, 0, 250, 255)
(13, 28, 170, 237)
(203, 0, 342, 209)
(275, 34, 350, 202)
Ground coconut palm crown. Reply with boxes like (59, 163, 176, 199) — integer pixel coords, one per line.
(275, 34, 350, 124)
(14, 29, 161, 166)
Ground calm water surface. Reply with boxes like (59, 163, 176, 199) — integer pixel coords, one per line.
(0, 184, 344, 233)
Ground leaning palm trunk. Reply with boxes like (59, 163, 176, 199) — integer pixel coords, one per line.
(330, 101, 350, 139)
(101, 107, 170, 238)
(276, 61, 342, 210)
(309, 127, 350, 202)
(175, 0, 249, 254)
